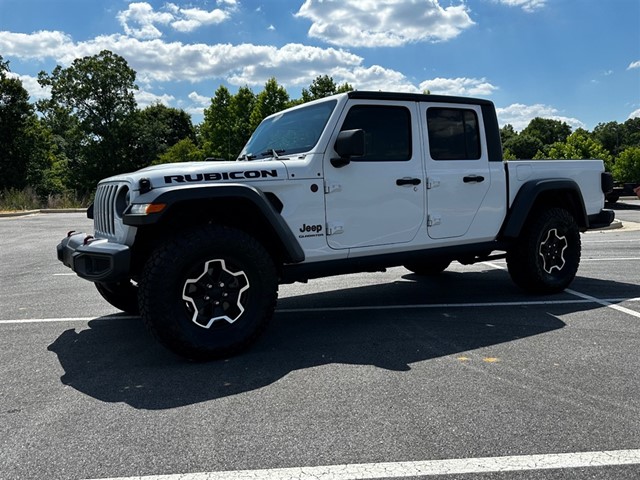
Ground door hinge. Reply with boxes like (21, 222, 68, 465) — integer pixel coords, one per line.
(427, 215, 441, 227)
(324, 181, 342, 194)
(327, 223, 344, 235)
(426, 178, 440, 189)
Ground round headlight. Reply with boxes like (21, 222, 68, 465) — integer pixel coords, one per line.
(115, 185, 130, 218)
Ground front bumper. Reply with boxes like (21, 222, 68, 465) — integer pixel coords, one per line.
(56, 232, 131, 282)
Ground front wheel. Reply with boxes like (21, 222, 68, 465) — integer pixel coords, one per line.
(138, 225, 278, 361)
(507, 207, 581, 294)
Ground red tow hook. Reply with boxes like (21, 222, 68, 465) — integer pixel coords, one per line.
(83, 235, 94, 245)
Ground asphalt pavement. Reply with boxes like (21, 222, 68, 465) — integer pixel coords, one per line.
(1, 201, 640, 480)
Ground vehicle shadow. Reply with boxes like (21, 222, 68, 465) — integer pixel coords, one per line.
(48, 270, 640, 410)
(611, 199, 640, 211)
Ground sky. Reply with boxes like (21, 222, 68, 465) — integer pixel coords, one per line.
(0, 0, 639, 131)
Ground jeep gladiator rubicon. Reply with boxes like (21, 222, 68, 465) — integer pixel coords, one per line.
(57, 91, 614, 360)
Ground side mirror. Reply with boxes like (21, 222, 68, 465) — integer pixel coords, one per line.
(331, 129, 365, 168)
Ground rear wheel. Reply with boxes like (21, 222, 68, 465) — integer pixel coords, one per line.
(507, 207, 580, 294)
(138, 225, 278, 360)
(95, 280, 139, 315)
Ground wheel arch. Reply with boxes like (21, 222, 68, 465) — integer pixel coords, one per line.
(501, 179, 588, 239)
(124, 184, 305, 272)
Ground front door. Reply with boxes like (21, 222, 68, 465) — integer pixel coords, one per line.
(324, 101, 425, 249)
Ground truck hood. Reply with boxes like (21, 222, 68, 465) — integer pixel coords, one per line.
(100, 160, 288, 191)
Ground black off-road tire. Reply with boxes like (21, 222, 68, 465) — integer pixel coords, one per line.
(404, 259, 452, 275)
(138, 225, 278, 361)
(506, 207, 581, 294)
(95, 280, 139, 315)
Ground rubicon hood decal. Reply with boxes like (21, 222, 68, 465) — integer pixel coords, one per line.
(164, 169, 278, 184)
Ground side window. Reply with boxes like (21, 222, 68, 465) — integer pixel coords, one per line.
(340, 105, 411, 161)
(427, 108, 481, 160)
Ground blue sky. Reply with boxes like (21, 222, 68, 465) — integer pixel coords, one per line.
(1, 0, 638, 131)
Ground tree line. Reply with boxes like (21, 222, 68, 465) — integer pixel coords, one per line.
(1, 50, 639, 205)
(501, 117, 640, 183)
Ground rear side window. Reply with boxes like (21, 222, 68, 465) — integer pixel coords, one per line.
(427, 108, 481, 160)
(340, 105, 411, 161)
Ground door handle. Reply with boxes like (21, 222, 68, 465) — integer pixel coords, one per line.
(396, 178, 422, 186)
(463, 175, 485, 183)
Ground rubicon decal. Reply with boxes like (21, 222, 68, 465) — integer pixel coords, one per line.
(164, 169, 278, 184)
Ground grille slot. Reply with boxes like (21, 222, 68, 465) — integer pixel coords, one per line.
(94, 183, 120, 238)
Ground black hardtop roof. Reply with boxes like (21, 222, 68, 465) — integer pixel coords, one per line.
(347, 90, 494, 107)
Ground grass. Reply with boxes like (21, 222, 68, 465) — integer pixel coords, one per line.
(0, 188, 91, 212)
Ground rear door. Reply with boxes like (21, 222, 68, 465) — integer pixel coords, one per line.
(419, 103, 492, 239)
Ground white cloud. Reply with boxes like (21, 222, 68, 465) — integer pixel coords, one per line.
(135, 89, 175, 108)
(7, 72, 51, 101)
(188, 91, 211, 106)
(419, 77, 498, 96)
(170, 7, 230, 33)
(0, 30, 496, 104)
(0, 30, 74, 60)
(117, 2, 234, 39)
(629, 108, 640, 120)
(117, 2, 173, 39)
(628, 60, 640, 70)
(0, 31, 364, 87)
(295, 0, 474, 47)
(330, 65, 420, 92)
(496, 103, 585, 131)
(493, 0, 546, 13)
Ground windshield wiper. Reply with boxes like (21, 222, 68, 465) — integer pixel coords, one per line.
(260, 149, 288, 159)
(237, 154, 257, 161)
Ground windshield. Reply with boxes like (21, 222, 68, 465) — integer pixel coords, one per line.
(239, 100, 337, 160)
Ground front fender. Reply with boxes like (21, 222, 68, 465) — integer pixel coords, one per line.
(123, 183, 305, 264)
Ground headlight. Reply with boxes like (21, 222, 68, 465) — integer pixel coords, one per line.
(114, 186, 130, 218)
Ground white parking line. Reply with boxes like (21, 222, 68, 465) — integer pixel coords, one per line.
(87, 449, 640, 480)
(567, 289, 640, 319)
(482, 261, 640, 319)
(0, 315, 138, 324)
(2, 297, 640, 324)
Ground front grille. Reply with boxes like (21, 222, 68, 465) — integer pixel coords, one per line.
(94, 183, 120, 238)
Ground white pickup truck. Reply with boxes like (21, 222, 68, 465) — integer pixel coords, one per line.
(57, 91, 614, 360)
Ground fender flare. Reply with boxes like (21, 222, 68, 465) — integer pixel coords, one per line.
(501, 178, 588, 239)
(123, 183, 305, 264)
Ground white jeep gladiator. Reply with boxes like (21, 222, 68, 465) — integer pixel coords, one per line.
(57, 91, 614, 360)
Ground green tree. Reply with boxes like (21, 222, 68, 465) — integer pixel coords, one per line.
(201, 85, 234, 160)
(249, 77, 290, 131)
(37, 50, 139, 192)
(611, 147, 640, 183)
(503, 134, 543, 159)
(154, 138, 203, 164)
(521, 117, 572, 148)
(500, 124, 517, 147)
(0, 56, 39, 190)
(230, 86, 256, 158)
(300, 75, 353, 104)
(592, 121, 625, 157)
(540, 129, 613, 170)
(132, 103, 194, 164)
